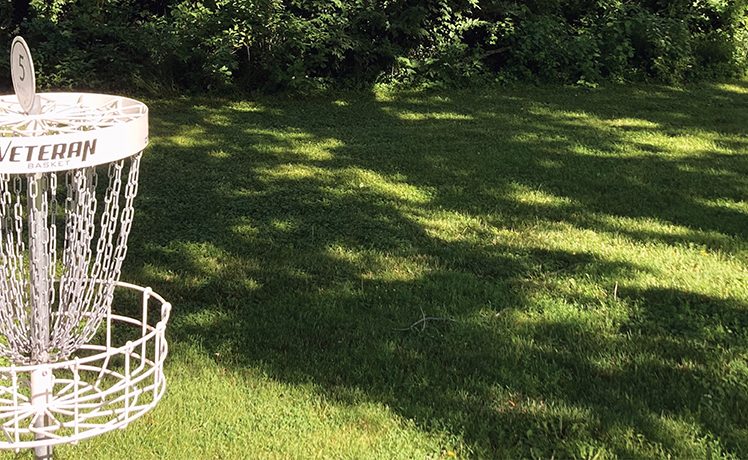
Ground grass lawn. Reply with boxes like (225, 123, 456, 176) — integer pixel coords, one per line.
(22, 81, 748, 458)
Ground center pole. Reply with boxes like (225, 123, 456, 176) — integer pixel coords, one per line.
(28, 170, 53, 460)
(30, 367, 52, 459)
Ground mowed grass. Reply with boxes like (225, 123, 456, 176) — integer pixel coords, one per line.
(16, 81, 748, 458)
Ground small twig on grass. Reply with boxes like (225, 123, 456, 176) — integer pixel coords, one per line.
(396, 306, 456, 332)
(613, 282, 619, 301)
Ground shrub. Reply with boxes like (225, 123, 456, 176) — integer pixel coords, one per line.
(0, 0, 745, 93)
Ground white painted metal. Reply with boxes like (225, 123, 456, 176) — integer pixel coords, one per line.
(0, 154, 143, 365)
(0, 93, 149, 173)
(0, 282, 170, 449)
(30, 367, 52, 459)
(0, 37, 170, 458)
(10, 37, 36, 114)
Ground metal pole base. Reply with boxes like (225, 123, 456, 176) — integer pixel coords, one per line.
(34, 444, 52, 460)
(31, 367, 53, 460)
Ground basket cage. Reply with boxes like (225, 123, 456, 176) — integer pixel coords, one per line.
(0, 281, 170, 448)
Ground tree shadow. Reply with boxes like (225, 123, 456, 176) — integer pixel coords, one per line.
(122, 82, 748, 457)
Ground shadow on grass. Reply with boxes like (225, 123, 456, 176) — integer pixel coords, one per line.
(124, 82, 748, 457)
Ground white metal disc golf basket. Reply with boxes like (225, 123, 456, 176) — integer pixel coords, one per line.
(0, 37, 170, 459)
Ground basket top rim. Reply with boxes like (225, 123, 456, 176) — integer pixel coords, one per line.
(0, 92, 147, 137)
(0, 93, 148, 174)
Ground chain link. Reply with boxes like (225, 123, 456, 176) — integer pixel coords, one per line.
(0, 152, 143, 364)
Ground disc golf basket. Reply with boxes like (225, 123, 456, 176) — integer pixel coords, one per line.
(0, 38, 171, 459)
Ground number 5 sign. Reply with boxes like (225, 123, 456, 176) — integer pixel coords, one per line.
(10, 37, 38, 114)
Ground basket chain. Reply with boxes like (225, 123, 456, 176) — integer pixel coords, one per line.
(0, 153, 142, 364)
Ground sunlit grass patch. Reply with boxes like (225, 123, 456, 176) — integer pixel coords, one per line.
(393, 111, 475, 121)
(602, 118, 660, 129)
(715, 82, 748, 95)
(506, 182, 576, 208)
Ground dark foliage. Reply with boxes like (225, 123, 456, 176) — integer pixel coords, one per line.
(0, 0, 747, 93)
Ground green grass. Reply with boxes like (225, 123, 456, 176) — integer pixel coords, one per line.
(12, 80, 748, 458)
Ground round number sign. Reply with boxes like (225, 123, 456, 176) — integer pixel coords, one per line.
(10, 37, 36, 114)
